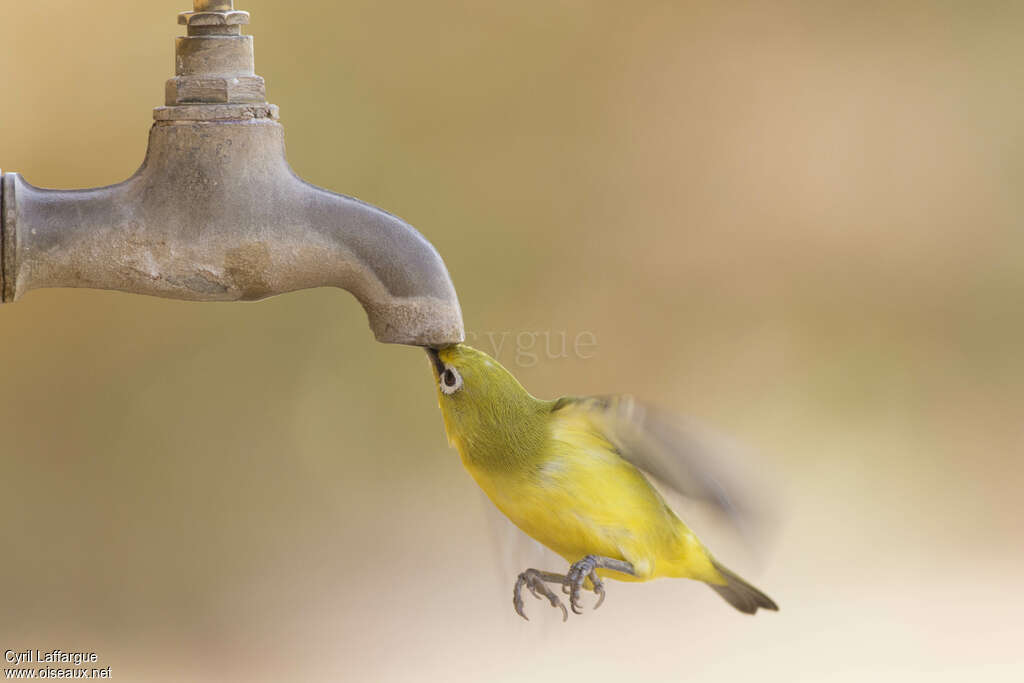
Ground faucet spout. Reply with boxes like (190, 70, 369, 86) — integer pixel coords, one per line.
(0, 0, 464, 347)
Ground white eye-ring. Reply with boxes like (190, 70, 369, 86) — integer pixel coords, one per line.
(440, 365, 463, 395)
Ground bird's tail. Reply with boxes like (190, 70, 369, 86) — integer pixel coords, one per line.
(707, 558, 778, 614)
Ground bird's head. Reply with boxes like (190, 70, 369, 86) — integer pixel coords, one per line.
(426, 344, 543, 456)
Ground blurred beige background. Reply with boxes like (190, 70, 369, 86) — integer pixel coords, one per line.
(2, 1, 1022, 681)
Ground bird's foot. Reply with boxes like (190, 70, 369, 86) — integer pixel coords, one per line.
(565, 555, 606, 614)
(513, 569, 569, 622)
(513, 557, 634, 621)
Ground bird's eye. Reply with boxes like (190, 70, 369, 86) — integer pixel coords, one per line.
(440, 366, 463, 395)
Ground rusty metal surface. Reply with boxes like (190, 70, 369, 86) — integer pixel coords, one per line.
(0, 1, 465, 347)
(0, 169, 5, 301)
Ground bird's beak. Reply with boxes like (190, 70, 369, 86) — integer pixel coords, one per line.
(426, 347, 445, 377)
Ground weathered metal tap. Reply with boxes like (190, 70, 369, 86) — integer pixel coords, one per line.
(0, 0, 464, 347)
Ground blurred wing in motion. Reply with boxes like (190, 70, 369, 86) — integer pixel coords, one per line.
(550, 394, 770, 539)
(477, 488, 558, 588)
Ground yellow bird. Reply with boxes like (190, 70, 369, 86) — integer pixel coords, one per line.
(427, 344, 777, 620)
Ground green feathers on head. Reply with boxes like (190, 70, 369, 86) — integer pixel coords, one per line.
(427, 344, 550, 470)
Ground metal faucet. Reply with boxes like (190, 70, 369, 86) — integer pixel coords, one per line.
(0, 0, 464, 347)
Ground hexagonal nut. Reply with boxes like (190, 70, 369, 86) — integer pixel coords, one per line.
(178, 10, 250, 26)
(165, 76, 266, 105)
(154, 103, 280, 122)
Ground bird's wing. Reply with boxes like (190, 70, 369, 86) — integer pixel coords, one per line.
(549, 395, 765, 534)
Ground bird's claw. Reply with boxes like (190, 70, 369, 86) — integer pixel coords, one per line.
(514, 569, 568, 622)
(591, 571, 606, 610)
(566, 555, 602, 615)
(513, 557, 616, 621)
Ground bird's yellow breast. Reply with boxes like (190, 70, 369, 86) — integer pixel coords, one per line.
(458, 411, 720, 583)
